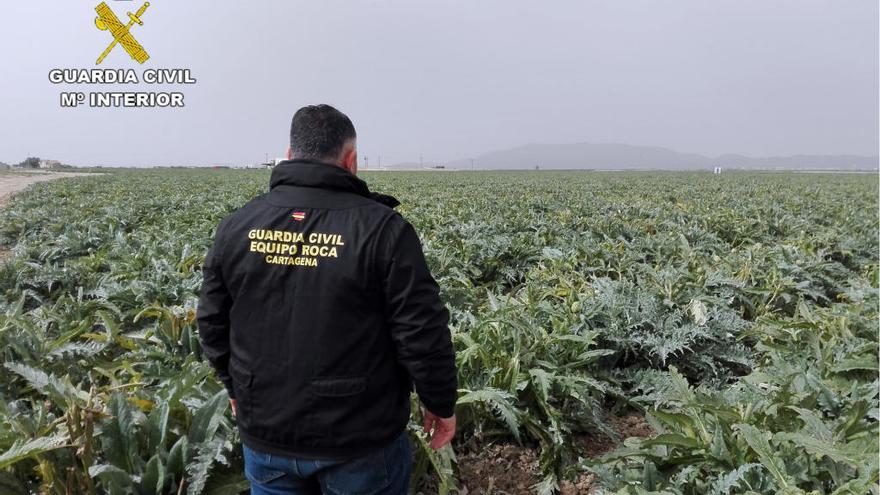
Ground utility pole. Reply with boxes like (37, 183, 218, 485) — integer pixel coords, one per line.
(420, 154, 423, 168)
(364, 156, 369, 169)
(471, 159, 474, 171)
(265, 152, 269, 164)
(378, 155, 381, 168)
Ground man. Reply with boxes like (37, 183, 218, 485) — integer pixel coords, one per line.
(197, 104, 458, 494)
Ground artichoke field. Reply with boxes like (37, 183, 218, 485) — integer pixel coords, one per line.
(0, 169, 876, 494)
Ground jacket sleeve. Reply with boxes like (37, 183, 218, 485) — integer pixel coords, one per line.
(381, 217, 458, 418)
(196, 220, 235, 399)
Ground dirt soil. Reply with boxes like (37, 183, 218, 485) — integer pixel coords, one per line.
(0, 171, 95, 209)
(456, 412, 653, 495)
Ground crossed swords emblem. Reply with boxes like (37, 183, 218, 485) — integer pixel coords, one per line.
(94, 2, 151, 65)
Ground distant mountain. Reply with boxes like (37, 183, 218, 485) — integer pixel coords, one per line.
(713, 153, 878, 170)
(389, 143, 879, 170)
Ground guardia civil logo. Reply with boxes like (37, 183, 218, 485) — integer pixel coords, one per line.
(94, 1, 151, 65)
(48, 2, 193, 108)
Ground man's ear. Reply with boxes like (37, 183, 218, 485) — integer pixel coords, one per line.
(286, 147, 293, 160)
(341, 148, 358, 175)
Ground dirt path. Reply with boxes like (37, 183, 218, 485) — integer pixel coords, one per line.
(0, 171, 97, 209)
(453, 413, 653, 494)
(0, 171, 98, 261)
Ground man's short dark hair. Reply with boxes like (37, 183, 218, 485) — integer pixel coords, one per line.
(289, 104, 356, 161)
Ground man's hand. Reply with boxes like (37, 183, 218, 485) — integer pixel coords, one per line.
(422, 409, 456, 450)
(230, 399, 238, 418)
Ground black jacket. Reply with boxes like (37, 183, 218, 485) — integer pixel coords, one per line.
(196, 159, 457, 459)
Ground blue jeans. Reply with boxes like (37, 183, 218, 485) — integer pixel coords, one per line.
(242, 431, 412, 495)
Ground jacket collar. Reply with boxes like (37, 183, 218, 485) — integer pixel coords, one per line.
(269, 159, 400, 208)
(270, 159, 371, 196)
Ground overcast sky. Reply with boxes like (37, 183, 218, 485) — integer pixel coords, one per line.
(0, 1, 877, 167)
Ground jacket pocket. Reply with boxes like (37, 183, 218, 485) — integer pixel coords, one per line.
(310, 376, 369, 445)
(228, 359, 254, 427)
(229, 359, 253, 388)
(312, 376, 366, 397)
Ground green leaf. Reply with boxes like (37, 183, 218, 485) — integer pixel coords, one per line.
(779, 432, 869, 469)
(3, 361, 88, 407)
(188, 390, 229, 444)
(529, 368, 552, 403)
(709, 425, 731, 462)
(832, 356, 879, 373)
(642, 461, 661, 490)
(410, 430, 457, 495)
(709, 463, 761, 495)
(140, 454, 166, 495)
(89, 464, 135, 495)
(649, 410, 697, 435)
(532, 474, 559, 495)
(0, 435, 68, 469)
(186, 439, 227, 495)
(101, 392, 140, 474)
(641, 433, 701, 449)
(167, 436, 190, 480)
(144, 401, 170, 453)
(734, 423, 793, 489)
(787, 406, 833, 441)
(457, 387, 521, 441)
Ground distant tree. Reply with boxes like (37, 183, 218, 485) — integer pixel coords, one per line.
(19, 157, 40, 169)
